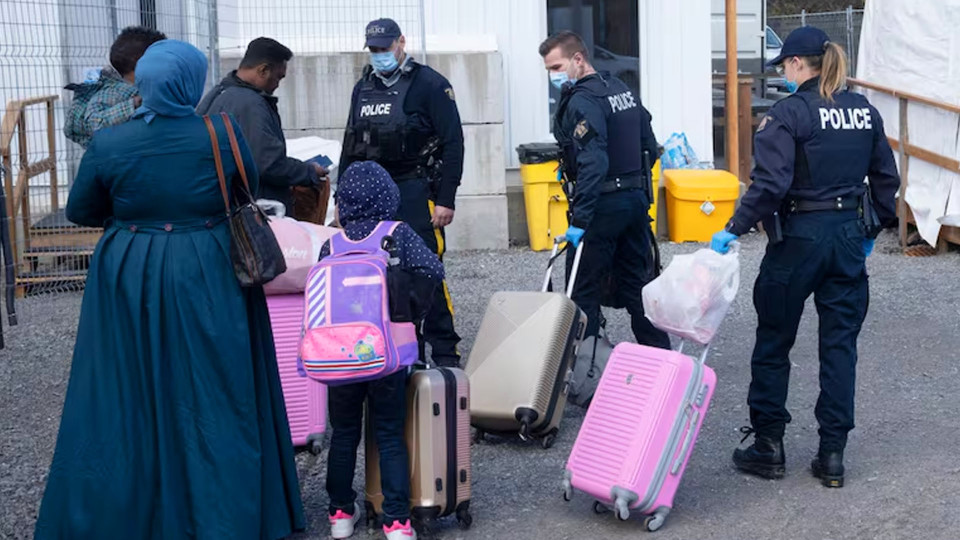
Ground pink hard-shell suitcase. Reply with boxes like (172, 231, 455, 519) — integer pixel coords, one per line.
(563, 341, 716, 532)
(267, 294, 327, 454)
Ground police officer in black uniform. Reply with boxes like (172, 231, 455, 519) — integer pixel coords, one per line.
(539, 31, 670, 349)
(711, 26, 899, 488)
(340, 18, 465, 368)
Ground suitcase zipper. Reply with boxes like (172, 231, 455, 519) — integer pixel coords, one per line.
(532, 306, 584, 435)
(438, 368, 459, 516)
(632, 354, 704, 513)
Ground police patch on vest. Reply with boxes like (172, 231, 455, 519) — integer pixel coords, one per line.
(758, 114, 773, 132)
(445, 87, 456, 101)
(360, 103, 393, 117)
(574, 119, 590, 139)
(607, 91, 637, 113)
(819, 107, 873, 130)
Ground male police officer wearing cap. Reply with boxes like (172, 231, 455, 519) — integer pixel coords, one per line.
(539, 31, 670, 349)
(711, 26, 899, 488)
(340, 18, 465, 368)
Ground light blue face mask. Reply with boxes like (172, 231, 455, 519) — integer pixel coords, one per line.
(370, 51, 399, 73)
(549, 71, 576, 90)
(785, 79, 799, 93)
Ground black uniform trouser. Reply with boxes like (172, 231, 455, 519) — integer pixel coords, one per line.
(749, 211, 869, 452)
(565, 189, 670, 348)
(395, 178, 461, 366)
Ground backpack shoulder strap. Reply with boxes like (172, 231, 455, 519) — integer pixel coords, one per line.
(328, 230, 351, 256)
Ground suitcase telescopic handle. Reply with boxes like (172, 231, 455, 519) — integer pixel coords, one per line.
(677, 339, 711, 366)
(541, 236, 584, 298)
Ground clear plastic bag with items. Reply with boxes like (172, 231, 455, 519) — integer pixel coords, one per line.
(660, 132, 708, 170)
(641, 246, 740, 345)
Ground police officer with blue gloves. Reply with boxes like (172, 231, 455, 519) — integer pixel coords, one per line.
(340, 18, 465, 368)
(540, 31, 670, 349)
(711, 26, 899, 488)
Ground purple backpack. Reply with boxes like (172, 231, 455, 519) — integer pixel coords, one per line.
(297, 221, 418, 385)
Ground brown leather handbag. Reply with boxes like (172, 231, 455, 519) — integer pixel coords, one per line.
(203, 112, 286, 286)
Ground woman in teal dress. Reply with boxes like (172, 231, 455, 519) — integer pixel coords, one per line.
(34, 40, 305, 539)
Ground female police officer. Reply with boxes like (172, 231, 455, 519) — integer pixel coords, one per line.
(711, 26, 899, 488)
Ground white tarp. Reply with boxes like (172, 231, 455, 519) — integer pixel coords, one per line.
(856, 0, 960, 244)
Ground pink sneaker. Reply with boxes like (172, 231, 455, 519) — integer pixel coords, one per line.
(329, 503, 360, 539)
(382, 519, 417, 540)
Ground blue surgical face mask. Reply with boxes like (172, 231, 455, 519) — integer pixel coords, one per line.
(549, 71, 576, 90)
(370, 51, 399, 73)
(785, 79, 799, 93)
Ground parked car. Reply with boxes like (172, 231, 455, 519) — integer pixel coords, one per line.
(765, 26, 787, 90)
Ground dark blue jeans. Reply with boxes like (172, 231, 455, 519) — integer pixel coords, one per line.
(748, 211, 869, 451)
(327, 370, 410, 523)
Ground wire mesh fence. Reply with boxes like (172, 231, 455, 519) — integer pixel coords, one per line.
(768, 7, 864, 75)
(0, 0, 423, 307)
(0, 0, 220, 301)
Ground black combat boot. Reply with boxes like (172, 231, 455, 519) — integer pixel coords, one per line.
(732, 427, 786, 479)
(811, 450, 844, 488)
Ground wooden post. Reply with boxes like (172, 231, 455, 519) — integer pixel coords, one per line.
(738, 77, 753, 184)
(725, 0, 739, 177)
(897, 97, 909, 248)
(47, 100, 58, 213)
(16, 114, 30, 258)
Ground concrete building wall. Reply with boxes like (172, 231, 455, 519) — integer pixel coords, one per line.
(220, 49, 509, 251)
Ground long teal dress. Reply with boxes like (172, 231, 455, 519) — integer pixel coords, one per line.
(33, 112, 306, 538)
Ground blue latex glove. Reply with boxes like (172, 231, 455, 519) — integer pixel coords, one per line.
(863, 238, 875, 257)
(711, 230, 739, 254)
(565, 226, 585, 248)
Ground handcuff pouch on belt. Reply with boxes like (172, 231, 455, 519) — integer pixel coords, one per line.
(416, 135, 443, 200)
(861, 187, 882, 240)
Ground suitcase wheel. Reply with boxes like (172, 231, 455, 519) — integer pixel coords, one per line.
(309, 440, 323, 456)
(615, 499, 630, 521)
(456, 505, 473, 530)
(540, 429, 558, 450)
(471, 428, 485, 444)
(592, 501, 610, 515)
(364, 501, 378, 529)
(642, 508, 669, 532)
(562, 477, 573, 502)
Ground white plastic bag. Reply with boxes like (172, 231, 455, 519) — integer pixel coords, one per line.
(641, 247, 740, 344)
(256, 199, 338, 295)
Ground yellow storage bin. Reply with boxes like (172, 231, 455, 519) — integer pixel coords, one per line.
(518, 144, 662, 250)
(649, 158, 661, 234)
(663, 169, 739, 243)
(518, 143, 567, 251)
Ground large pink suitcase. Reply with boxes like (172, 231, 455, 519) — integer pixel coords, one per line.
(563, 341, 716, 532)
(266, 294, 327, 454)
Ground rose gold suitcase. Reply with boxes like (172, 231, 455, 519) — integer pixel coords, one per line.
(465, 238, 587, 448)
(365, 367, 472, 532)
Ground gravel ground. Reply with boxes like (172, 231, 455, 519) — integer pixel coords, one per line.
(2, 229, 959, 540)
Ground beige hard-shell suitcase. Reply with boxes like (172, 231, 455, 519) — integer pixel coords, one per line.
(365, 367, 472, 531)
(465, 237, 587, 448)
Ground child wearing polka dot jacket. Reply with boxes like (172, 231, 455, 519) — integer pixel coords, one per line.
(321, 161, 442, 540)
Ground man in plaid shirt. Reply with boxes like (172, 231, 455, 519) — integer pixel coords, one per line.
(65, 27, 166, 148)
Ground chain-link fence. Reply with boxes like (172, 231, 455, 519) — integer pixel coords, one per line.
(768, 7, 864, 75)
(0, 0, 423, 305)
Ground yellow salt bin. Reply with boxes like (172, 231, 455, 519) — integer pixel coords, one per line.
(649, 158, 661, 234)
(663, 168, 740, 243)
(518, 143, 568, 251)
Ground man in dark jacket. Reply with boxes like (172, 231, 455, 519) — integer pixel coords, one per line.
(197, 37, 325, 213)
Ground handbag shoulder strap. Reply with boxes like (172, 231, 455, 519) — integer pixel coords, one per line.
(219, 112, 253, 196)
(202, 115, 230, 216)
